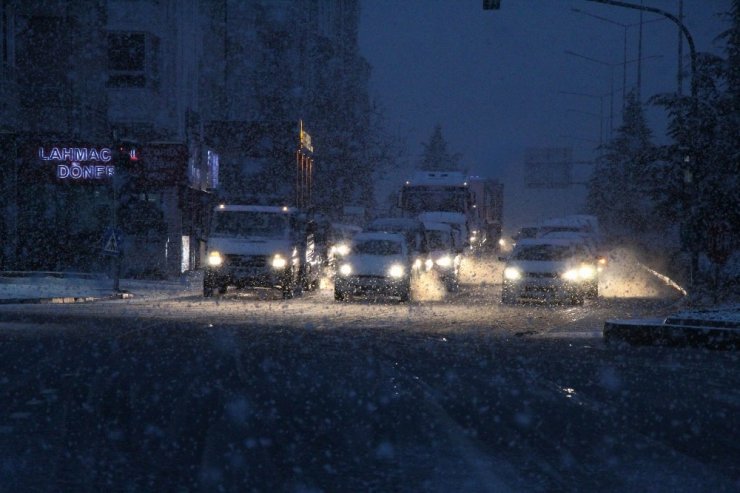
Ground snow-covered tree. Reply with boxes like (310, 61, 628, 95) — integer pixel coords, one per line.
(418, 125, 462, 171)
(651, 3, 739, 256)
(587, 91, 657, 240)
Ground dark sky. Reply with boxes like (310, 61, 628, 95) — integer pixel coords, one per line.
(358, 0, 730, 227)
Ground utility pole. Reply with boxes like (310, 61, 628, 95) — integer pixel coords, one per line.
(570, 8, 667, 112)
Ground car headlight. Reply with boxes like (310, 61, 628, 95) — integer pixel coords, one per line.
(272, 254, 288, 269)
(388, 264, 405, 278)
(413, 259, 422, 270)
(436, 256, 452, 268)
(208, 251, 223, 267)
(579, 265, 596, 280)
(561, 269, 580, 281)
(504, 266, 521, 280)
(425, 258, 434, 271)
(331, 243, 350, 256)
(339, 263, 352, 276)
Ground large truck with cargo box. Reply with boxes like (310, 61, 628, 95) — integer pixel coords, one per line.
(398, 171, 504, 251)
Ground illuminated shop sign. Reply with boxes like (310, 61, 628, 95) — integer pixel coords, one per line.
(38, 146, 115, 180)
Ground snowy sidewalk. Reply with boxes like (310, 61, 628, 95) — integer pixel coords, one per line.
(604, 304, 740, 348)
(0, 271, 203, 304)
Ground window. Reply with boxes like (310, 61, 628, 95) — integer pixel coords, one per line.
(353, 240, 402, 256)
(107, 31, 159, 88)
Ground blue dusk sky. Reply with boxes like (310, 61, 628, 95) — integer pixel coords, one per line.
(358, 0, 731, 227)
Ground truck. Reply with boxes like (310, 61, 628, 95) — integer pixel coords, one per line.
(202, 204, 323, 298)
(467, 176, 504, 251)
(397, 171, 504, 252)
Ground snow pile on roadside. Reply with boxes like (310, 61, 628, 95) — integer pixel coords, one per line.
(0, 272, 202, 301)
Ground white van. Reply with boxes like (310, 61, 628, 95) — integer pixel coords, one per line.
(203, 205, 322, 298)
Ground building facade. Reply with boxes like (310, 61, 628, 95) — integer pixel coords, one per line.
(0, 0, 365, 278)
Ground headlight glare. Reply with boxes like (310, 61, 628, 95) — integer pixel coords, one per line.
(504, 267, 521, 280)
(272, 254, 288, 269)
(332, 243, 350, 256)
(208, 251, 223, 267)
(561, 269, 579, 281)
(389, 264, 405, 278)
(339, 264, 352, 276)
(579, 265, 596, 280)
(436, 256, 452, 268)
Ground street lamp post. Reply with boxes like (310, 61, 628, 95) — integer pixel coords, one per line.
(571, 8, 667, 109)
(585, 0, 700, 289)
(564, 49, 663, 137)
(584, 0, 697, 108)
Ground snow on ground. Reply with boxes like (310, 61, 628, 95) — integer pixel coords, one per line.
(459, 254, 503, 286)
(596, 248, 687, 299)
(411, 270, 446, 302)
(0, 273, 200, 301)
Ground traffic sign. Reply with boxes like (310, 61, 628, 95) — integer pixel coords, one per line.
(101, 228, 123, 256)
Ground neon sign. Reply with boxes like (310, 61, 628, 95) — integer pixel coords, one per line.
(38, 146, 115, 180)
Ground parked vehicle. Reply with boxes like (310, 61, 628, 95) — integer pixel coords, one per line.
(334, 232, 414, 302)
(423, 221, 461, 292)
(203, 205, 322, 298)
(501, 238, 598, 305)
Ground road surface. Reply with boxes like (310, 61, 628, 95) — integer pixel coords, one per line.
(0, 255, 737, 492)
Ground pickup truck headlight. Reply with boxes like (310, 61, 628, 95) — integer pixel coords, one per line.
(562, 265, 596, 281)
(579, 265, 596, 280)
(436, 255, 452, 268)
(388, 264, 406, 279)
(331, 243, 350, 256)
(272, 254, 288, 269)
(339, 263, 352, 276)
(504, 266, 521, 280)
(208, 251, 223, 267)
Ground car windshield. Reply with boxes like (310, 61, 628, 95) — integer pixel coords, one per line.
(210, 211, 289, 239)
(426, 231, 450, 250)
(511, 244, 572, 261)
(353, 239, 402, 256)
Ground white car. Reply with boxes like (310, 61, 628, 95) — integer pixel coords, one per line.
(501, 238, 598, 305)
(537, 231, 604, 298)
(423, 221, 461, 292)
(334, 232, 414, 302)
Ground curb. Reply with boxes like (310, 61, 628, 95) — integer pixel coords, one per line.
(0, 292, 135, 305)
(603, 318, 740, 349)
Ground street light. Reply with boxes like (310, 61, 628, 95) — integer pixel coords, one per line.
(564, 49, 663, 136)
(571, 8, 667, 108)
